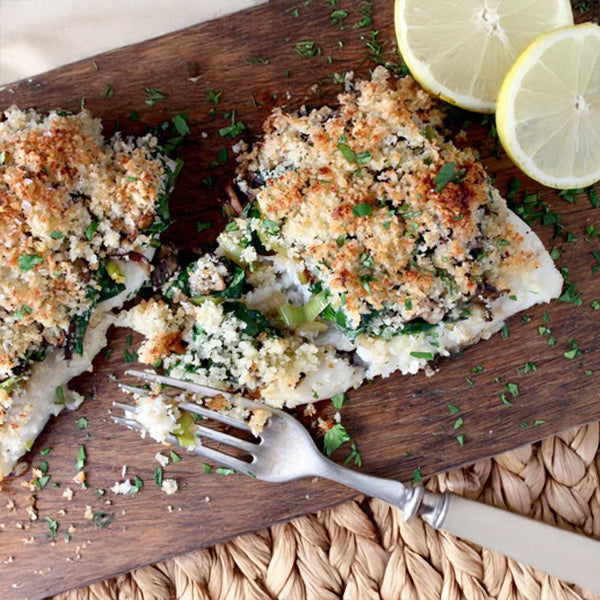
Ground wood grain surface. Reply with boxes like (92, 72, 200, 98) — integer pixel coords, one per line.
(0, 2, 598, 598)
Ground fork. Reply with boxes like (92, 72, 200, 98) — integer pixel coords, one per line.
(114, 370, 600, 593)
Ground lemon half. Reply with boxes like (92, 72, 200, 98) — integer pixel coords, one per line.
(496, 23, 600, 189)
(394, 0, 574, 113)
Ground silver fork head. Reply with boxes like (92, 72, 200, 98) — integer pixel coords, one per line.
(113, 370, 325, 482)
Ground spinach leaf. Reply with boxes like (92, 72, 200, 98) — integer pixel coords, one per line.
(212, 265, 246, 300)
(222, 302, 277, 337)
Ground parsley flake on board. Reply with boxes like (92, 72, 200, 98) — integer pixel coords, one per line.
(215, 467, 235, 475)
(323, 423, 350, 456)
(412, 466, 422, 483)
(196, 221, 212, 233)
(76, 417, 88, 429)
(154, 466, 164, 487)
(46, 517, 59, 539)
(295, 40, 321, 58)
(331, 392, 348, 410)
(93, 511, 114, 529)
(144, 88, 166, 107)
(74, 445, 87, 471)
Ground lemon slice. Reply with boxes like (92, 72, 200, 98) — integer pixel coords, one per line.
(394, 0, 574, 113)
(496, 24, 600, 189)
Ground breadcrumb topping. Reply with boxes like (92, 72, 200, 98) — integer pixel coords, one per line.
(0, 107, 170, 387)
(235, 67, 530, 328)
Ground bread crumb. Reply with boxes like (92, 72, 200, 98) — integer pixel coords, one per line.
(155, 452, 169, 467)
(161, 478, 178, 495)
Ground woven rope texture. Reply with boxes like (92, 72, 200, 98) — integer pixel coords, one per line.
(53, 423, 600, 600)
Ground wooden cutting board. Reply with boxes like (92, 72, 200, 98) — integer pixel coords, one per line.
(1, 2, 598, 598)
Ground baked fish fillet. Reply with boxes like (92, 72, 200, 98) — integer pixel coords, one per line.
(0, 107, 177, 477)
(120, 68, 562, 412)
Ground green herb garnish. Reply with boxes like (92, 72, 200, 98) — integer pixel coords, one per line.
(19, 254, 43, 271)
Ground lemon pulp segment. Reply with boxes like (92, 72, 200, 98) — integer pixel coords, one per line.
(497, 23, 600, 189)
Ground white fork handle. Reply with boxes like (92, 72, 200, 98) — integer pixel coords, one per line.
(425, 492, 600, 593)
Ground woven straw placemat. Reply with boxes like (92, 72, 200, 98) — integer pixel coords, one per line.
(52, 422, 600, 600)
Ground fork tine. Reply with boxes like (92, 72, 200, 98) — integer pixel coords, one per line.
(195, 423, 257, 453)
(177, 401, 253, 432)
(174, 438, 253, 475)
(125, 370, 235, 401)
(112, 415, 144, 431)
(113, 415, 252, 475)
(119, 383, 151, 395)
(113, 401, 137, 413)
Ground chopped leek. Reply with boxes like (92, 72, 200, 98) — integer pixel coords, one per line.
(218, 235, 247, 267)
(105, 259, 125, 284)
(173, 411, 197, 448)
(0, 377, 18, 394)
(189, 296, 224, 307)
(277, 292, 329, 328)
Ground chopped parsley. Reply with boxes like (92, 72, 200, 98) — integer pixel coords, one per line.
(93, 511, 114, 528)
(206, 89, 223, 104)
(323, 423, 350, 456)
(46, 517, 59, 539)
(504, 383, 520, 397)
(354, 1, 372, 28)
(34, 474, 51, 489)
(245, 56, 269, 64)
(331, 392, 348, 410)
(144, 88, 166, 107)
(85, 221, 99, 241)
(154, 466, 164, 487)
(50, 230, 64, 240)
(412, 466, 422, 483)
(337, 141, 371, 164)
(172, 114, 191, 136)
(295, 40, 321, 58)
(592, 251, 600, 274)
(331, 9, 349, 27)
(410, 351, 434, 360)
(433, 162, 464, 192)
(170, 450, 182, 463)
(18, 254, 43, 271)
(196, 221, 212, 233)
(219, 112, 247, 138)
(76, 417, 89, 429)
(74, 444, 87, 471)
(124, 349, 138, 363)
(13, 305, 32, 321)
(564, 338, 582, 360)
(215, 467, 235, 475)
(352, 203, 373, 217)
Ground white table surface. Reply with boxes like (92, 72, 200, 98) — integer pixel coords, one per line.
(0, 0, 266, 86)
